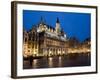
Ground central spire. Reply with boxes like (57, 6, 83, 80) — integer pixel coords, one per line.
(40, 16, 44, 24)
(40, 16, 46, 25)
(55, 17, 61, 35)
(56, 17, 60, 23)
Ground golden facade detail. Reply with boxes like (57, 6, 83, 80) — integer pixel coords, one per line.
(23, 17, 68, 57)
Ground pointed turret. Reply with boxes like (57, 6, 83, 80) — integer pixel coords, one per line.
(56, 17, 60, 23)
(40, 16, 44, 24)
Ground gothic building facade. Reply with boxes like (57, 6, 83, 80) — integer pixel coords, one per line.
(23, 17, 68, 57)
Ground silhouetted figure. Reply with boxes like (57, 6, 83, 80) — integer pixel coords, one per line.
(29, 55, 33, 66)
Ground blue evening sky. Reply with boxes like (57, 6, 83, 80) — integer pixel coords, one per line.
(23, 10, 91, 42)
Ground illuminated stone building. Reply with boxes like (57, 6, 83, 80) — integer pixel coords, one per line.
(23, 17, 68, 57)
